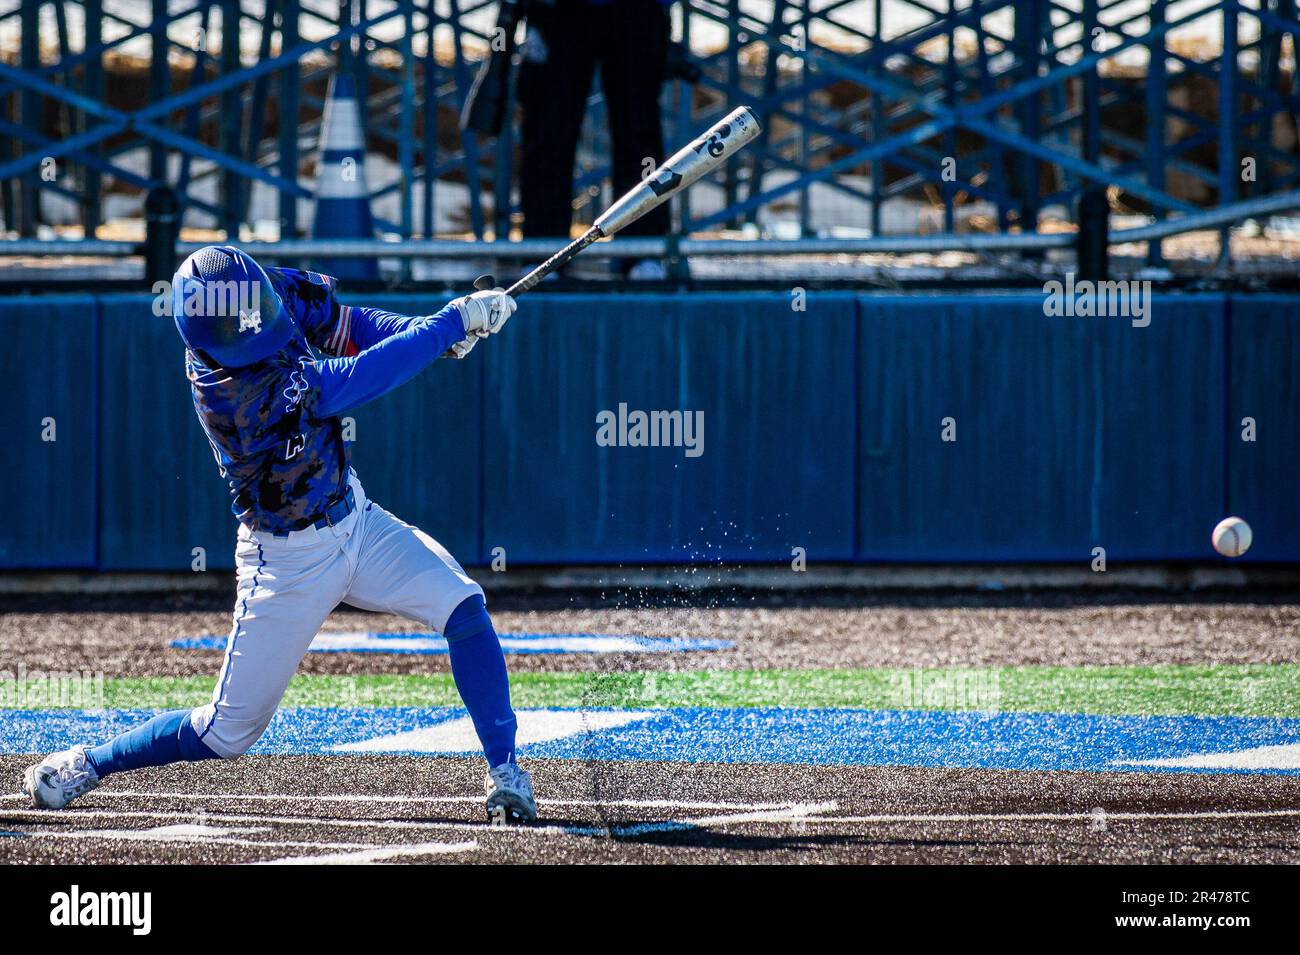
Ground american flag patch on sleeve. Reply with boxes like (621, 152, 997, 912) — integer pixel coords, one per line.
(326, 305, 358, 356)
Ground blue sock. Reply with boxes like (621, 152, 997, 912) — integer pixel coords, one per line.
(85, 709, 221, 779)
(445, 595, 517, 767)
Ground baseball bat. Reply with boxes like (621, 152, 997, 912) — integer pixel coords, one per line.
(492, 106, 761, 297)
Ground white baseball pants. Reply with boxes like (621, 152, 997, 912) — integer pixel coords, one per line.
(189, 471, 483, 758)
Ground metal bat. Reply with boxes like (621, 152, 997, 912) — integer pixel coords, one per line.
(492, 106, 761, 297)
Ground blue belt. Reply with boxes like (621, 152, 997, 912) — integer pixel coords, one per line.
(278, 485, 355, 537)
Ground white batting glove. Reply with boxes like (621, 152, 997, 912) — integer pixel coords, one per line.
(454, 288, 516, 337)
(445, 331, 486, 359)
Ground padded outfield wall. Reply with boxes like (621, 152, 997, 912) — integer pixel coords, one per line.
(0, 292, 1294, 570)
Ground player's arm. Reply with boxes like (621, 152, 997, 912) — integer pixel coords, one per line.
(272, 264, 505, 361)
(263, 267, 434, 356)
(330, 305, 426, 354)
(343, 287, 514, 358)
(309, 290, 514, 417)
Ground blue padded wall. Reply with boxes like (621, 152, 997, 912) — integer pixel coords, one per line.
(97, 295, 239, 570)
(855, 293, 1227, 561)
(1226, 295, 1300, 561)
(1, 289, 1296, 568)
(0, 296, 99, 568)
(479, 293, 858, 563)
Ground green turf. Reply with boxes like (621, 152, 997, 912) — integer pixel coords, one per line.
(9, 664, 1300, 717)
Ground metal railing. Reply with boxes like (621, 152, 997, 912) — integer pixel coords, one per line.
(11, 186, 1300, 259)
(1, 1, 1298, 265)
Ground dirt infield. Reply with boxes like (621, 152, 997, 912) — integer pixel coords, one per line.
(2, 755, 1298, 864)
(3, 589, 1300, 677)
(4, 588, 1299, 865)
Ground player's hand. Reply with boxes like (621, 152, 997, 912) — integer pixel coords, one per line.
(454, 288, 516, 337)
(445, 332, 485, 360)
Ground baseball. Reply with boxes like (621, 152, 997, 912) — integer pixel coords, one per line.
(1211, 517, 1253, 557)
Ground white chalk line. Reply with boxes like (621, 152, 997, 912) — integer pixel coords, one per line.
(0, 805, 532, 836)
(19, 794, 1300, 824)
(8, 799, 1300, 827)
(0, 800, 843, 841)
(30, 824, 478, 864)
(7, 801, 1298, 846)
(61, 790, 800, 812)
(760, 808, 1300, 825)
(35, 829, 376, 852)
(8, 802, 1300, 829)
(251, 841, 479, 866)
(587, 800, 841, 837)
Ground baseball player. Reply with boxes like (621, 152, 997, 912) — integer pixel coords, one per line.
(21, 245, 537, 824)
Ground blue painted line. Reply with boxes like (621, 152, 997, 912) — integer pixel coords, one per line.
(5, 707, 1300, 776)
(169, 632, 733, 655)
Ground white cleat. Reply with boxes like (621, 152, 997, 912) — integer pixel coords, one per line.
(484, 762, 537, 826)
(22, 745, 100, 810)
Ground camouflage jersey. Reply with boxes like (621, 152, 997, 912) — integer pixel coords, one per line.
(185, 268, 466, 534)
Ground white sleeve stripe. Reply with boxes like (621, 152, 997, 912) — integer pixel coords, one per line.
(325, 311, 338, 351)
(330, 306, 352, 353)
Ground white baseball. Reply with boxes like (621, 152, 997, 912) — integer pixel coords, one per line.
(1211, 517, 1253, 557)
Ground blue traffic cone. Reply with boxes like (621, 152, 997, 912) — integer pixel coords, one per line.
(312, 73, 378, 280)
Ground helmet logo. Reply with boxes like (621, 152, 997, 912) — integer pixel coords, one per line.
(173, 248, 289, 367)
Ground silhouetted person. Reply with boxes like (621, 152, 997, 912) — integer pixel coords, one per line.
(518, 0, 671, 278)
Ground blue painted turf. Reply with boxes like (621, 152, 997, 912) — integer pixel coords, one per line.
(4, 707, 1300, 775)
(169, 632, 733, 654)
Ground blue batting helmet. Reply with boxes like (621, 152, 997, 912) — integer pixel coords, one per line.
(172, 246, 293, 367)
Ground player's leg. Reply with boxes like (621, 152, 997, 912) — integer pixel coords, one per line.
(342, 499, 510, 761)
(22, 531, 351, 809)
(18, 717, 213, 812)
(426, 594, 518, 765)
(342, 498, 535, 823)
(185, 533, 352, 760)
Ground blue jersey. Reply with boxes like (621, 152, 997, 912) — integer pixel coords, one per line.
(185, 268, 466, 534)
